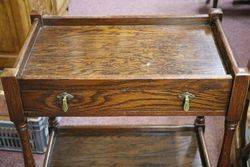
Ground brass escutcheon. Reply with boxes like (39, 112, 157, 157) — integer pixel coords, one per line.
(178, 92, 195, 112)
(57, 92, 74, 112)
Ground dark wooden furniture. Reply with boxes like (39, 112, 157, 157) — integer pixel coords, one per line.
(235, 91, 250, 166)
(1, 9, 250, 167)
(46, 126, 205, 167)
(0, 0, 31, 68)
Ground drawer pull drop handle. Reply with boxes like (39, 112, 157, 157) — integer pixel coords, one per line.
(178, 92, 195, 112)
(57, 92, 74, 112)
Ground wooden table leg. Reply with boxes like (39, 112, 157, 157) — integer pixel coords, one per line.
(218, 120, 238, 167)
(234, 93, 250, 166)
(194, 116, 212, 167)
(43, 117, 59, 167)
(15, 121, 35, 167)
(218, 76, 249, 167)
(238, 97, 249, 166)
(1, 70, 35, 167)
(194, 116, 205, 132)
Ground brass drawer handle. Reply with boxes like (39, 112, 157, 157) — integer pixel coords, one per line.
(178, 92, 195, 112)
(57, 92, 74, 112)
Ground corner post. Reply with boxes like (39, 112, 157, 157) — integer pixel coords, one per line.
(30, 10, 43, 25)
(218, 74, 249, 167)
(194, 116, 205, 132)
(210, 8, 250, 167)
(209, 8, 223, 24)
(1, 69, 35, 167)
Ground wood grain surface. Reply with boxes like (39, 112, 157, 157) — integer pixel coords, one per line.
(1, 13, 248, 167)
(1, 69, 35, 166)
(21, 79, 232, 116)
(0, 53, 17, 68)
(0, 0, 31, 68)
(0, 0, 31, 53)
(41, 15, 210, 26)
(48, 127, 203, 167)
(21, 24, 227, 79)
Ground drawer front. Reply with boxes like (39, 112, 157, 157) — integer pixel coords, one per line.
(21, 79, 232, 116)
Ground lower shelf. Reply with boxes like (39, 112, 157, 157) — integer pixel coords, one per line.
(44, 125, 209, 167)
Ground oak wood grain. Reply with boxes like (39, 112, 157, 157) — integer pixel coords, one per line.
(0, 0, 31, 69)
(21, 23, 227, 79)
(22, 88, 228, 116)
(21, 79, 232, 116)
(16, 19, 41, 77)
(48, 127, 203, 167)
(19, 76, 232, 90)
(0, 0, 31, 53)
(42, 15, 210, 26)
(2, 13, 246, 167)
(0, 53, 17, 68)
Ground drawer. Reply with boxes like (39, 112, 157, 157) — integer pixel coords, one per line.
(21, 79, 232, 116)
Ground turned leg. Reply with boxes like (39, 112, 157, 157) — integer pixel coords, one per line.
(15, 121, 35, 167)
(194, 116, 205, 132)
(218, 120, 237, 167)
(217, 73, 249, 167)
(239, 98, 249, 149)
(194, 116, 212, 166)
(1, 71, 36, 167)
(238, 96, 250, 165)
(43, 117, 59, 167)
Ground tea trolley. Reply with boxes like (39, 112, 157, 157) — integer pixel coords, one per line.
(1, 9, 250, 166)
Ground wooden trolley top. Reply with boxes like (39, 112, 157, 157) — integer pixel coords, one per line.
(9, 9, 243, 82)
(22, 22, 226, 79)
